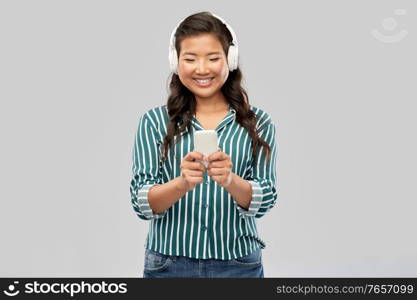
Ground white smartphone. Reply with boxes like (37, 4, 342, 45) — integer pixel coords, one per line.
(193, 130, 218, 168)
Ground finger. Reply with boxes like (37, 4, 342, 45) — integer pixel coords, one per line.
(192, 150, 205, 161)
(207, 151, 219, 162)
(183, 170, 204, 177)
(184, 151, 204, 162)
(181, 162, 205, 172)
(208, 168, 227, 176)
(207, 161, 224, 169)
(182, 159, 205, 170)
(208, 150, 227, 162)
(185, 161, 206, 171)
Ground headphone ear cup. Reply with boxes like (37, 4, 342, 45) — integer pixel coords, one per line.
(168, 47, 178, 74)
(227, 45, 238, 71)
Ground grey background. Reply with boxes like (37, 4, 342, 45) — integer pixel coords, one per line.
(0, 0, 416, 277)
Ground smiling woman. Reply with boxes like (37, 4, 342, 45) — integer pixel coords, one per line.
(178, 34, 229, 93)
(130, 11, 278, 278)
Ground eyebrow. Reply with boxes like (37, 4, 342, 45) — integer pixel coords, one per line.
(181, 51, 222, 56)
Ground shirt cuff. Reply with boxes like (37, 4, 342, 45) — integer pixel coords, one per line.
(136, 184, 166, 219)
(235, 180, 263, 218)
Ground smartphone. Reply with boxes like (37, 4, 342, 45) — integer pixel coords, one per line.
(193, 130, 218, 168)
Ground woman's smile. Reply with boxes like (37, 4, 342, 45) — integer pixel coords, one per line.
(193, 77, 215, 87)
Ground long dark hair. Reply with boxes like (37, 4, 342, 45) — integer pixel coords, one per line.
(162, 11, 271, 164)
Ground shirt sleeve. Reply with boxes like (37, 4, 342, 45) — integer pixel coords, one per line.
(238, 118, 278, 218)
(130, 113, 167, 221)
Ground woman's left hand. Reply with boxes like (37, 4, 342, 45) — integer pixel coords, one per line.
(207, 148, 233, 188)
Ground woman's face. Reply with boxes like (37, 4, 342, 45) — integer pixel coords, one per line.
(177, 33, 229, 101)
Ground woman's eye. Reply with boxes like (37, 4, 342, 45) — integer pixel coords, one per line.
(184, 58, 220, 62)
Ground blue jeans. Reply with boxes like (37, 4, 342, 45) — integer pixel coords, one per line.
(143, 248, 264, 278)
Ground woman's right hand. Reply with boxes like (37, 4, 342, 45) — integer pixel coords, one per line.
(179, 151, 206, 192)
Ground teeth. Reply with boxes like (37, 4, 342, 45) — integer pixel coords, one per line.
(195, 78, 213, 83)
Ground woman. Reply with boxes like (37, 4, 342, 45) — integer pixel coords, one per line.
(130, 11, 278, 278)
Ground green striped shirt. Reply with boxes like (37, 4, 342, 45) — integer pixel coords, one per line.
(130, 104, 278, 260)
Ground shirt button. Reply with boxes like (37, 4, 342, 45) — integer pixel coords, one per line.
(202, 204, 208, 208)
(201, 225, 206, 231)
(205, 181, 209, 185)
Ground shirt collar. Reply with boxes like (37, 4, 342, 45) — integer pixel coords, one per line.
(179, 103, 236, 135)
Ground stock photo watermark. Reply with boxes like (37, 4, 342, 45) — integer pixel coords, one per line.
(371, 8, 408, 43)
(2, 280, 128, 297)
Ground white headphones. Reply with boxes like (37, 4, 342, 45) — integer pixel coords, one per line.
(168, 12, 239, 74)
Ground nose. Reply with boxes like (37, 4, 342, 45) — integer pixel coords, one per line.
(196, 59, 209, 74)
